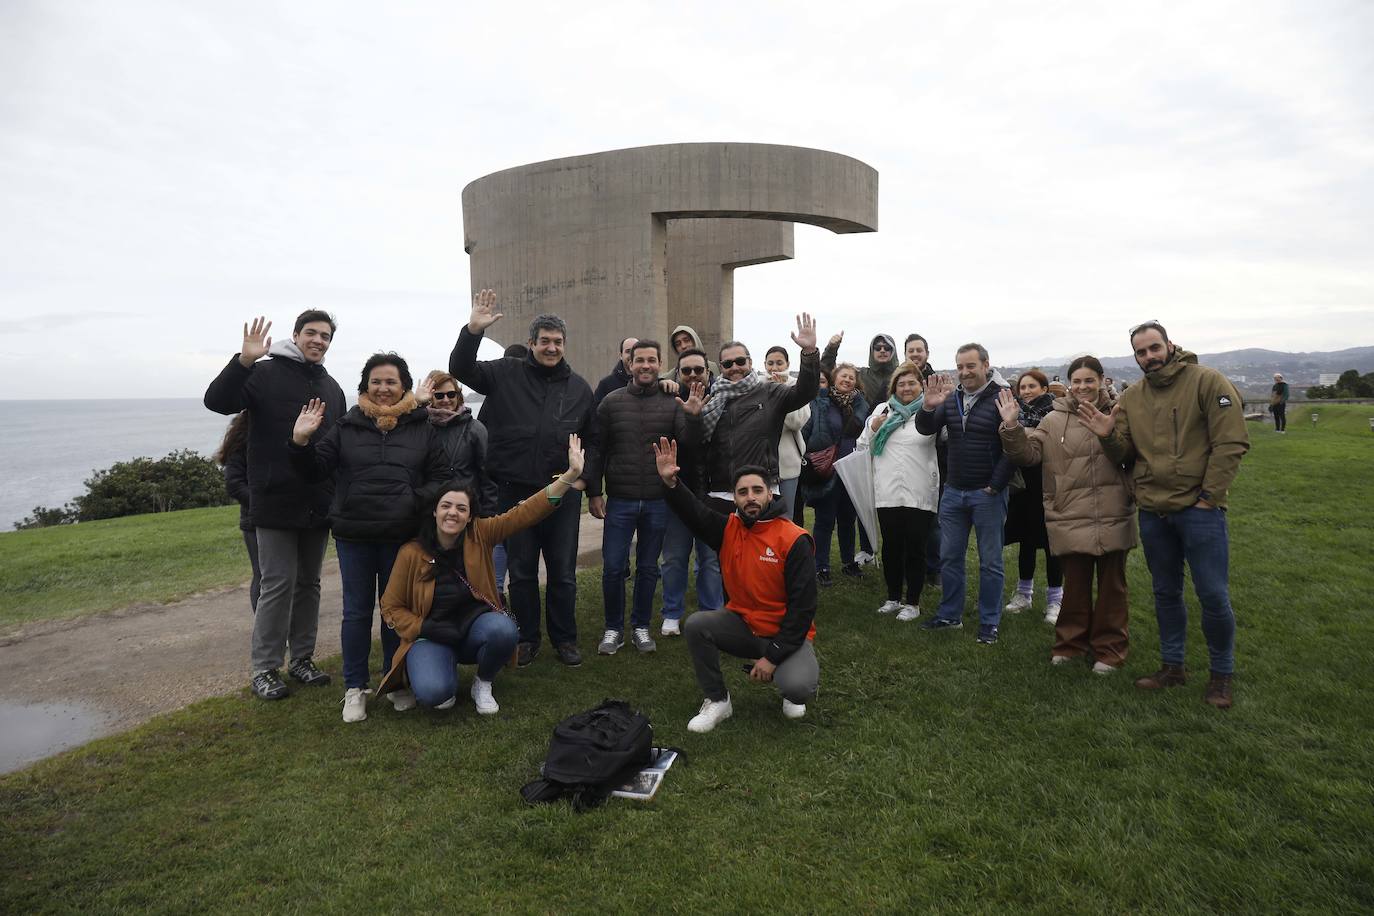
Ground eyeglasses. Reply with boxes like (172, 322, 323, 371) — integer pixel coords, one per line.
(679, 366, 707, 376)
(432, 391, 460, 401)
(720, 356, 750, 368)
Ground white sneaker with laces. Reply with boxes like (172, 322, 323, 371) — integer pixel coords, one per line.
(1044, 602, 1061, 625)
(782, 699, 807, 720)
(661, 617, 681, 637)
(687, 695, 733, 733)
(877, 599, 902, 614)
(386, 689, 416, 712)
(854, 550, 875, 566)
(1092, 661, 1118, 676)
(896, 604, 921, 622)
(342, 687, 369, 723)
(470, 677, 499, 714)
(1005, 592, 1033, 613)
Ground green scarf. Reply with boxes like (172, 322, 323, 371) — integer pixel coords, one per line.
(871, 394, 923, 456)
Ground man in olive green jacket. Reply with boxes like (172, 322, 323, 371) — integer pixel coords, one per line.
(1078, 321, 1249, 710)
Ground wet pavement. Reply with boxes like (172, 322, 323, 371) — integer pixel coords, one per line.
(0, 701, 115, 774)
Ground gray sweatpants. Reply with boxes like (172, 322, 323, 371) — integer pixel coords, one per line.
(684, 609, 818, 704)
(251, 527, 329, 673)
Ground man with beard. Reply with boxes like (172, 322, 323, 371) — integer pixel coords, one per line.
(916, 343, 1015, 645)
(1078, 321, 1249, 709)
(588, 340, 687, 656)
(653, 439, 819, 733)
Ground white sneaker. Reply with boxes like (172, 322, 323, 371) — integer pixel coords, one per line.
(341, 687, 369, 723)
(877, 599, 902, 614)
(782, 699, 807, 720)
(470, 678, 499, 714)
(1004, 592, 1033, 613)
(687, 695, 733, 733)
(1044, 602, 1061, 625)
(386, 689, 416, 712)
(661, 617, 681, 637)
(1050, 655, 1073, 666)
(1092, 661, 1118, 676)
(855, 550, 875, 566)
(896, 604, 921, 622)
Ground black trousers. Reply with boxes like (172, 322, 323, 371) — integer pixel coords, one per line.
(876, 506, 935, 604)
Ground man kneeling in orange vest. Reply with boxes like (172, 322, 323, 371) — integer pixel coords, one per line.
(653, 437, 819, 733)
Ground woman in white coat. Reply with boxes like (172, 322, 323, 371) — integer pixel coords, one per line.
(856, 361, 940, 620)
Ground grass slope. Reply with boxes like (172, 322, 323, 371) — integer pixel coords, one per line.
(1, 408, 1371, 913)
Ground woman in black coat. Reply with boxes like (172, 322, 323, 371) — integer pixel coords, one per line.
(216, 411, 259, 613)
(801, 364, 869, 586)
(291, 352, 448, 724)
(1002, 370, 1064, 623)
(416, 370, 497, 514)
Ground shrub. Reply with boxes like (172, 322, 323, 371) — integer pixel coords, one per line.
(15, 450, 233, 529)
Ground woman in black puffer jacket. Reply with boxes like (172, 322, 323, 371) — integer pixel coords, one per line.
(1002, 369, 1064, 623)
(802, 364, 869, 586)
(291, 352, 448, 723)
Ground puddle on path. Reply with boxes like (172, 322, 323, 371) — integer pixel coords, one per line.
(0, 702, 114, 774)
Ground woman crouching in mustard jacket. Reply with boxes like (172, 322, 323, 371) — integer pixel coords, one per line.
(377, 435, 585, 715)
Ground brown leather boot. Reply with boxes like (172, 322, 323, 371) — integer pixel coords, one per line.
(1134, 664, 1187, 689)
(1204, 674, 1233, 710)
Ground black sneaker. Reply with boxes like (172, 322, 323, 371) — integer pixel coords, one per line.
(555, 643, 583, 667)
(516, 642, 539, 668)
(976, 624, 1000, 645)
(920, 616, 963, 631)
(250, 669, 289, 700)
(817, 568, 833, 588)
(841, 561, 863, 579)
(287, 656, 331, 686)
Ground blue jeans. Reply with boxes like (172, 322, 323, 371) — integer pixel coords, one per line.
(334, 537, 403, 689)
(501, 482, 581, 649)
(779, 477, 800, 517)
(661, 503, 723, 619)
(812, 484, 858, 571)
(1137, 507, 1236, 675)
(602, 497, 668, 631)
(405, 613, 520, 706)
(493, 543, 508, 593)
(935, 486, 1007, 626)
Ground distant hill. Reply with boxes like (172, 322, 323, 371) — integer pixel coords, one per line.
(1004, 346, 1374, 398)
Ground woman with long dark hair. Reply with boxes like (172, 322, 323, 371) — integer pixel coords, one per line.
(998, 356, 1135, 672)
(802, 363, 869, 585)
(376, 436, 585, 714)
(216, 411, 259, 612)
(291, 352, 448, 723)
(1002, 369, 1065, 623)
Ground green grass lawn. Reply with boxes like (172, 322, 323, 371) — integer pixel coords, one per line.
(2, 407, 1372, 912)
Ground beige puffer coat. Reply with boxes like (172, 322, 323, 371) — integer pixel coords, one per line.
(999, 395, 1136, 557)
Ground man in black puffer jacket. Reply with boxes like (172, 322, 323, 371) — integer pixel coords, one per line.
(204, 310, 346, 701)
(450, 290, 600, 668)
(689, 314, 821, 514)
(915, 342, 1014, 645)
(586, 340, 687, 657)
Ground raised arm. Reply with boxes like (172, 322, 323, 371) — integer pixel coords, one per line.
(449, 289, 506, 394)
(655, 437, 728, 550)
(204, 317, 272, 414)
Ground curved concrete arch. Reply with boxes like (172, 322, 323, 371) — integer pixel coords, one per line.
(462, 143, 878, 373)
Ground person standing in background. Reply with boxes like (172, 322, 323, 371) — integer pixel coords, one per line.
(764, 345, 812, 517)
(1270, 373, 1289, 433)
(217, 411, 260, 613)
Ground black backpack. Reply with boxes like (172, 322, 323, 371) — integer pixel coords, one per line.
(520, 699, 657, 812)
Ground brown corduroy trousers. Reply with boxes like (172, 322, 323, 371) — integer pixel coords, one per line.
(1054, 550, 1130, 668)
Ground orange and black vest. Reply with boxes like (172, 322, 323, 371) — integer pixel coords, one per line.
(719, 514, 816, 641)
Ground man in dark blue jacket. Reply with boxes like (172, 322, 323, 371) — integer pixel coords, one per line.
(915, 343, 1014, 645)
(205, 311, 346, 700)
(450, 290, 600, 668)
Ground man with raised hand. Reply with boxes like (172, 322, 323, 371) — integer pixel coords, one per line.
(653, 438, 819, 733)
(915, 343, 1014, 645)
(688, 314, 820, 515)
(450, 290, 599, 669)
(205, 311, 346, 700)
(1078, 320, 1249, 709)
(588, 340, 687, 657)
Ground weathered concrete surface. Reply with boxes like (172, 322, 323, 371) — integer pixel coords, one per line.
(462, 143, 878, 372)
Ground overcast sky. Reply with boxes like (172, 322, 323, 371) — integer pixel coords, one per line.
(2, 0, 1371, 399)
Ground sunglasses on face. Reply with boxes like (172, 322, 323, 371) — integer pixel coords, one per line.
(432, 391, 460, 401)
(873, 344, 893, 352)
(680, 366, 707, 376)
(721, 356, 750, 369)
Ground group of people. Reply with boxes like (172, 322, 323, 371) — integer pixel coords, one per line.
(207, 298, 1251, 731)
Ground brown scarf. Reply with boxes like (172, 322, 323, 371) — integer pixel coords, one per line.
(357, 391, 418, 431)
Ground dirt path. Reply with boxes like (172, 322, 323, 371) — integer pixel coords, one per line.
(0, 514, 604, 772)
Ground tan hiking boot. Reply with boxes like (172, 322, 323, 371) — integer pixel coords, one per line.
(1134, 664, 1187, 690)
(1204, 674, 1233, 710)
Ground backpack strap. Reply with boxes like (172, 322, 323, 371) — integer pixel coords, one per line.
(520, 778, 567, 806)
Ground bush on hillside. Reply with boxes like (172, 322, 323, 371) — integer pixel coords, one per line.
(15, 450, 233, 529)
(1306, 369, 1374, 399)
